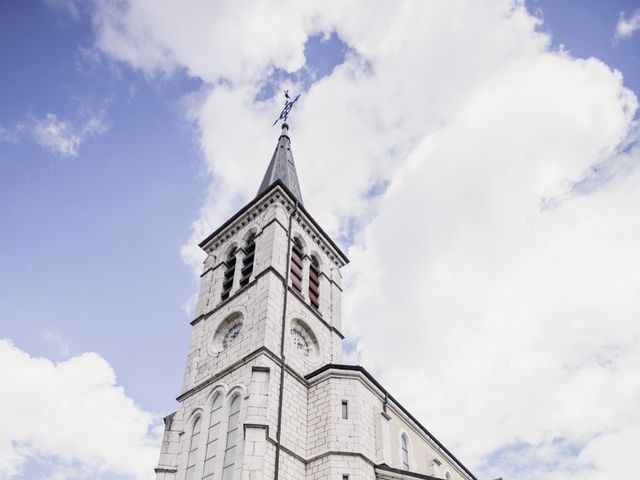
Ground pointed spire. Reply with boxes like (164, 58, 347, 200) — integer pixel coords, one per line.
(257, 123, 304, 204)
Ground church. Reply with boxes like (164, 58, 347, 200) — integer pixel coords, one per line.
(153, 121, 479, 480)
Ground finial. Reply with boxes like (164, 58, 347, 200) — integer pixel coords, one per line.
(272, 90, 300, 126)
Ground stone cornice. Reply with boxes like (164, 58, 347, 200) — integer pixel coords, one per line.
(200, 262, 222, 278)
(198, 182, 349, 267)
(177, 346, 273, 402)
(176, 346, 308, 402)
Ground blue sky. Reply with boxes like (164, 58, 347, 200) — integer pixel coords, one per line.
(0, 2, 352, 413)
(1, 2, 199, 410)
(1, 1, 640, 479)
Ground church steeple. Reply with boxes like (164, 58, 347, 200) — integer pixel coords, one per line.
(153, 100, 477, 480)
(257, 123, 304, 204)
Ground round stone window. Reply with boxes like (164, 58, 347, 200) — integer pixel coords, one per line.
(209, 312, 244, 355)
(291, 328, 310, 357)
(223, 323, 242, 349)
(289, 319, 320, 362)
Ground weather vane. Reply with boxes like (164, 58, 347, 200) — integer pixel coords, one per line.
(272, 90, 300, 126)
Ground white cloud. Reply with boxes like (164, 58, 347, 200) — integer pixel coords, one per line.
(0, 339, 159, 480)
(91, 1, 323, 83)
(87, 1, 640, 479)
(615, 9, 640, 41)
(32, 107, 108, 158)
(343, 64, 640, 477)
(2, 104, 109, 158)
(32, 114, 82, 157)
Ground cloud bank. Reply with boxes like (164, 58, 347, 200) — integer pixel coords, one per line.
(67, 0, 640, 479)
(0, 339, 159, 480)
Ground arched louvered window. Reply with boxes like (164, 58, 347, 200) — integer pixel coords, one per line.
(185, 416, 201, 480)
(239, 234, 255, 288)
(401, 433, 410, 470)
(221, 248, 237, 301)
(222, 395, 241, 480)
(309, 255, 320, 310)
(203, 394, 223, 479)
(290, 238, 303, 293)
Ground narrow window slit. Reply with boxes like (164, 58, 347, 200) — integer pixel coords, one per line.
(203, 395, 223, 479)
(185, 417, 201, 480)
(239, 234, 255, 288)
(309, 255, 320, 310)
(222, 396, 241, 480)
(221, 248, 237, 300)
(290, 238, 304, 293)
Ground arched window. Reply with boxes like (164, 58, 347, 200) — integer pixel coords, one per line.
(203, 395, 223, 479)
(401, 433, 410, 470)
(239, 234, 255, 288)
(221, 248, 237, 301)
(445, 472, 452, 480)
(290, 238, 303, 293)
(308, 255, 320, 310)
(222, 395, 241, 480)
(185, 416, 201, 480)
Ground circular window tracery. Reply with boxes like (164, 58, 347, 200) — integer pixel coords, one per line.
(208, 312, 245, 355)
(291, 328, 310, 357)
(223, 323, 242, 349)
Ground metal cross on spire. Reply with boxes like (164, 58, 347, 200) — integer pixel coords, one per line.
(272, 90, 300, 126)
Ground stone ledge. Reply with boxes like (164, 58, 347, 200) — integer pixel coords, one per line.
(243, 422, 270, 436)
(251, 366, 271, 373)
(176, 346, 308, 402)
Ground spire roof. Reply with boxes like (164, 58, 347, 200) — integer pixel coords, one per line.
(257, 123, 304, 204)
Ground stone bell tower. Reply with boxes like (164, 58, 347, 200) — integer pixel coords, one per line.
(154, 122, 349, 480)
(154, 122, 479, 480)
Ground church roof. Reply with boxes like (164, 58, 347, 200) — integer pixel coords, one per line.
(305, 364, 478, 480)
(257, 123, 304, 204)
